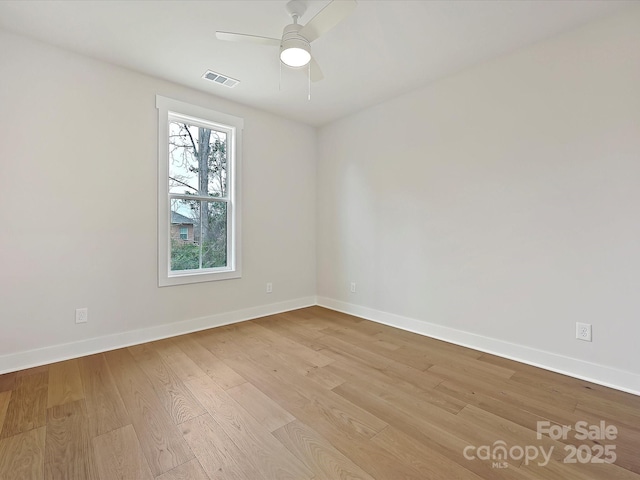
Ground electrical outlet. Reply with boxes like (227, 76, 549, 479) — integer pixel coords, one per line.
(576, 322, 592, 342)
(350, 282, 356, 293)
(266, 282, 273, 294)
(75, 307, 88, 324)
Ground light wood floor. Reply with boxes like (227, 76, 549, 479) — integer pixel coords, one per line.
(0, 306, 638, 479)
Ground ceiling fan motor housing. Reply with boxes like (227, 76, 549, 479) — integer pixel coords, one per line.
(280, 23, 311, 67)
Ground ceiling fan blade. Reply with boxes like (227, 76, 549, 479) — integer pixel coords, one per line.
(215, 31, 280, 47)
(299, 0, 357, 43)
(310, 57, 324, 82)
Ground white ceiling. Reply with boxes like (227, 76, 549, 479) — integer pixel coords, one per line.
(0, 0, 634, 126)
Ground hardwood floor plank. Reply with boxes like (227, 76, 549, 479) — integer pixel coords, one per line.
(0, 426, 46, 480)
(155, 458, 210, 480)
(0, 390, 11, 432)
(246, 347, 388, 438)
(371, 425, 484, 480)
(220, 324, 329, 379)
(173, 335, 246, 390)
(150, 339, 209, 382)
(281, 415, 427, 480)
(459, 404, 640, 480)
(382, 358, 444, 391)
(273, 419, 376, 480)
(245, 342, 319, 378)
(193, 328, 248, 360)
(369, 337, 402, 351)
(180, 413, 268, 480)
(77, 354, 130, 437)
(346, 365, 464, 415)
(332, 381, 531, 479)
(428, 364, 578, 413)
(104, 348, 194, 476)
(515, 459, 607, 480)
(323, 349, 461, 414)
(185, 374, 313, 480)
(246, 321, 335, 367)
(436, 379, 565, 436)
(47, 359, 84, 408)
(257, 314, 327, 351)
(363, 342, 436, 370)
(0, 372, 17, 393)
(321, 323, 389, 348)
(348, 318, 392, 337)
(403, 344, 517, 380)
(318, 333, 445, 392)
(0, 371, 48, 438)
(126, 342, 157, 363)
(92, 424, 154, 480)
(16, 365, 49, 378)
(304, 364, 346, 390)
(207, 323, 272, 353)
(480, 353, 640, 414)
(574, 398, 640, 431)
(374, 329, 484, 359)
(436, 375, 640, 476)
(316, 308, 364, 326)
(287, 306, 329, 322)
(316, 334, 394, 370)
(197, 322, 329, 379)
(126, 346, 206, 425)
(216, 347, 402, 480)
(45, 400, 97, 480)
(458, 404, 566, 463)
(509, 368, 640, 412)
(227, 381, 295, 432)
(571, 405, 640, 474)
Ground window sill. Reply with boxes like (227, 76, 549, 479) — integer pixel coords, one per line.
(159, 268, 241, 287)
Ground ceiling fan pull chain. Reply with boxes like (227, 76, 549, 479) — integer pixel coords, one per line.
(308, 61, 311, 101)
(279, 60, 282, 91)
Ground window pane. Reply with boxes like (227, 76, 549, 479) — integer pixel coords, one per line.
(207, 131, 227, 198)
(168, 122, 199, 195)
(170, 199, 200, 271)
(168, 121, 227, 197)
(169, 199, 227, 271)
(202, 201, 227, 269)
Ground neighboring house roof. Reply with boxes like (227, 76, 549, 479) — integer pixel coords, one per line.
(171, 211, 195, 225)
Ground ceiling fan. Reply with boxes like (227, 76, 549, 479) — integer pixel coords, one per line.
(216, 0, 357, 82)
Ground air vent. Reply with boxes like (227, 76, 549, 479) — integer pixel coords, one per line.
(202, 70, 240, 88)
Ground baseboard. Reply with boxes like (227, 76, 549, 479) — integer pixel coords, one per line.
(0, 296, 317, 375)
(5, 295, 638, 396)
(317, 297, 640, 396)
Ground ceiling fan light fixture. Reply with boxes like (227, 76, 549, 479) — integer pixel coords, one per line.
(280, 38, 311, 67)
(216, 0, 357, 82)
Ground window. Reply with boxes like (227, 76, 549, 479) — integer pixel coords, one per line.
(157, 96, 243, 286)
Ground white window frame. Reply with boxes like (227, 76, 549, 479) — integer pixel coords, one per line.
(156, 95, 243, 286)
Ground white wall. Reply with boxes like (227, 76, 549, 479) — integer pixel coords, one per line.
(317, 7, 640, 393)
(0, 31, 316, 371)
